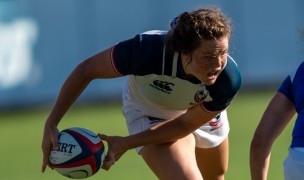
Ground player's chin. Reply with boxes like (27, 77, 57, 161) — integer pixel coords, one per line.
(202, 77, 217, 85)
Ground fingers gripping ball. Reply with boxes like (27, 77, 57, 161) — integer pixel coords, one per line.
(49, 127, 105, 179)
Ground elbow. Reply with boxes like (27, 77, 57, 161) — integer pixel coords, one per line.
(250, 137, 263, 153)
(251, 134, 264, 148)
(250, 134, 272, 157)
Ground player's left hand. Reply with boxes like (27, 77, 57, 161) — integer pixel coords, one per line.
(98, 134, 129, 170)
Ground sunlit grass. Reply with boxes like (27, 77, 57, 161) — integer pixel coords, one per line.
(0, 90, 292, 180)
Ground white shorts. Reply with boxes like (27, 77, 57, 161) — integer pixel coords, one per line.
(283, 147, 304, 180)
(122, 80, 230, 153)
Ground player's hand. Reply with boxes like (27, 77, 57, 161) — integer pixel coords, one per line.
(41, 124, 59, 172)
(98, 134, 129, 171)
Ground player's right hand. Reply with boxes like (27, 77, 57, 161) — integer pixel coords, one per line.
(41, 124, 59, 173)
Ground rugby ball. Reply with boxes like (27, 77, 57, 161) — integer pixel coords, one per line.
(49, 127, 105, 179)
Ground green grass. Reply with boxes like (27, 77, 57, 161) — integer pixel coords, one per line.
(0, 90, 294, 180)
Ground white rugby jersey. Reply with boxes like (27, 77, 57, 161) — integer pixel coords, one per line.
(111, 30, 241, 113)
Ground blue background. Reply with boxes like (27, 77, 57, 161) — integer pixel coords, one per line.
(1, 0, 304, 109)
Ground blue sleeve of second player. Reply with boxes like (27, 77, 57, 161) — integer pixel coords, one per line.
(278, 76, 293, 102)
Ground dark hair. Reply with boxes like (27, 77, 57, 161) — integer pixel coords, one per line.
(165, 6, 232, 53)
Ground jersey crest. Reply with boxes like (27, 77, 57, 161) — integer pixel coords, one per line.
(194, 87, 213, 103)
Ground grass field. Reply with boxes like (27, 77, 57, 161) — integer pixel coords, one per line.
(0, 90, 293, 180)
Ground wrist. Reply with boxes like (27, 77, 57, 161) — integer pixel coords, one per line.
(44, 117, 59, 130)
(124, 135, 140, 150)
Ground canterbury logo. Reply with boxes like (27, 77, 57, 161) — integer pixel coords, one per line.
(149, 80, 175, 94)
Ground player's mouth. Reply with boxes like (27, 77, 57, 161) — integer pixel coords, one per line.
(207, 71, 219, 80)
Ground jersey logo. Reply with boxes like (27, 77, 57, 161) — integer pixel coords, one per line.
(209, 114, 223, 132)
(194, 89, 212, 103)
(149, 80, 175, 94)
(209, 114, 221, 126)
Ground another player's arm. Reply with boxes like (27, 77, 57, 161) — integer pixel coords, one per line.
(42, 47, 120, 172)
(250, 92, 296, 180)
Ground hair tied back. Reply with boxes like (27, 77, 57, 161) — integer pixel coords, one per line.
(169, 16, 178, 29)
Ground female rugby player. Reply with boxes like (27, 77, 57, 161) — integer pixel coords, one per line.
(42, 6, 241, 180)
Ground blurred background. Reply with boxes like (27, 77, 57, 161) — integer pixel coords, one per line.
(1, 0, 304, 109)
(0, 0, 304, 180)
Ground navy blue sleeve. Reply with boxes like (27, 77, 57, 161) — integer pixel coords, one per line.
(112, 34, 164, 75)
(278, 61, 304, 110)
(203, 58, 242, 111)
(278, 76, 293, 102)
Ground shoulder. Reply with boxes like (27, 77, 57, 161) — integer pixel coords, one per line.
(140, 30, 168, 38)
(293, 61, 304, 80)
(215, 55, 242, 93)
(203, 55, 241, 111)
(114, 30, 167, 52)
(114, 30, 167, 55)
(116, 30, 167, 49)
(278, 61, 304, 105)
(284, 61, 304, 88)
(136, 30, 167, 57)
(112, 30, 168, 75)
(280, 61, 304, 88)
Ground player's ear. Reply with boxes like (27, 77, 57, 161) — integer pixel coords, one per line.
(181, 51, 191, 63)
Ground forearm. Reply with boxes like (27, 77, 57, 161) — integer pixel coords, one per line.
(250, 144, 271, 180)
(45, 64, 92, 127)
(125, 108, 217, 149)
(250, 93, 296, 179)
(250, 119, 275, 180)
(125, 118, 190, 149)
